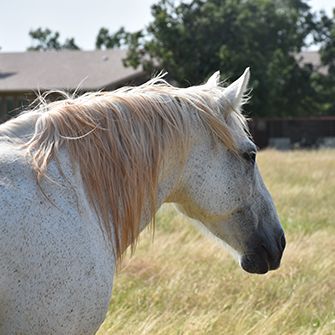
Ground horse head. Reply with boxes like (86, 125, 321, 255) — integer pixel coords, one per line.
(172, 69, 285, 274)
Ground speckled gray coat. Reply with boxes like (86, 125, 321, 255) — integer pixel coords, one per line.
(0, 70, 285, 334)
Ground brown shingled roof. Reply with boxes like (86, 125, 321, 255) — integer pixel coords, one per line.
(0, 49, 146, 92)
(296, 51, 328, 75)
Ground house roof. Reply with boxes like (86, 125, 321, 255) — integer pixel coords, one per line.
(0, 49, 146, 92)
(296, 51, 328, 75)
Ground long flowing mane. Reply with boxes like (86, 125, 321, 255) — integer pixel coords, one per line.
(2, 76, 248, 262)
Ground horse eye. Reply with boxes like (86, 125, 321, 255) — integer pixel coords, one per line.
(242, 151, 256, 163)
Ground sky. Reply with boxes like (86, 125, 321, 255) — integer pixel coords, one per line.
(0, 0, 334, 52)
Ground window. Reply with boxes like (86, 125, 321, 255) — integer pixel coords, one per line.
(6, 96, 14, 114)
(0, 96, 4, 115)
(18, 95, 30, 110)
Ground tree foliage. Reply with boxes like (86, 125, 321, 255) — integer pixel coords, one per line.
(96, 27, 143, 68)
(97, 0, 334, 117)
(28, 28, 80, 51)
(314, 9, 335, 115)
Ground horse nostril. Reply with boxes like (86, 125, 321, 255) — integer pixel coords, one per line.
(280, 233, 286, 252)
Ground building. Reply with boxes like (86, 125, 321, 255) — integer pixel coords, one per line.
(1, 50, 333, 148)
(296, 50, 328, 75)
(0, 49, 148, 121)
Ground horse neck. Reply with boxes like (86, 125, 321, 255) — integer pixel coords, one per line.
(0, 112, 40, 141)
(138, 145, 185, 232)
(138, 115, 207, 232)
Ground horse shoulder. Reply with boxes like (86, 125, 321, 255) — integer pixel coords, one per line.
(0, 144, 114, 334)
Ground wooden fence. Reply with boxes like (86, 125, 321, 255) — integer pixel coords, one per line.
(249, 117, 335, 149)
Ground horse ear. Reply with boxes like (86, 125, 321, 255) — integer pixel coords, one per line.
(206, 71, 221, 88)
(224, 67, 250, 109)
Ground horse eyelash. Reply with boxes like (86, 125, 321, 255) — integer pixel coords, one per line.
(242, 151, 256, 163)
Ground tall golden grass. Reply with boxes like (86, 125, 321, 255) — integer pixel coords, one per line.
(97, 150, 335, 335)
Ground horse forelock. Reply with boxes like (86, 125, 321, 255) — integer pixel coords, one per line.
(20, 76, 248, 263)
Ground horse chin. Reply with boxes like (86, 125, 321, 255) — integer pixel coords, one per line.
(240, 255, 270, 274)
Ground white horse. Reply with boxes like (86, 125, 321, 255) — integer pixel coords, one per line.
(0, 69, 285, 334)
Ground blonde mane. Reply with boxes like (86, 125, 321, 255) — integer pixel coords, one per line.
(13, 76, 248, 262)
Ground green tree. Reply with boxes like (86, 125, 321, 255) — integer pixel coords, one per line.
(96, 27, 128, 49)
(313, 9, 335, 115)
(28, 28, 80, 51)
(98, 0, 328, 117)
(95, 27, 143, 68)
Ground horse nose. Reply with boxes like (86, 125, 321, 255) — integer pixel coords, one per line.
(280, 232, 286, 252)
(275, 230, 286, 254)
(266, 230, 285, 270)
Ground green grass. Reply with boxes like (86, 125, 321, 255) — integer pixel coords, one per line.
(97, 150, 335, 335)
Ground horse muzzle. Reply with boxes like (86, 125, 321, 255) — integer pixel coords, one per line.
(240, 231, 286, 274)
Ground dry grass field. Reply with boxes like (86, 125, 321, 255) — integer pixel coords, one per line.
(97, 150, 335, 335)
